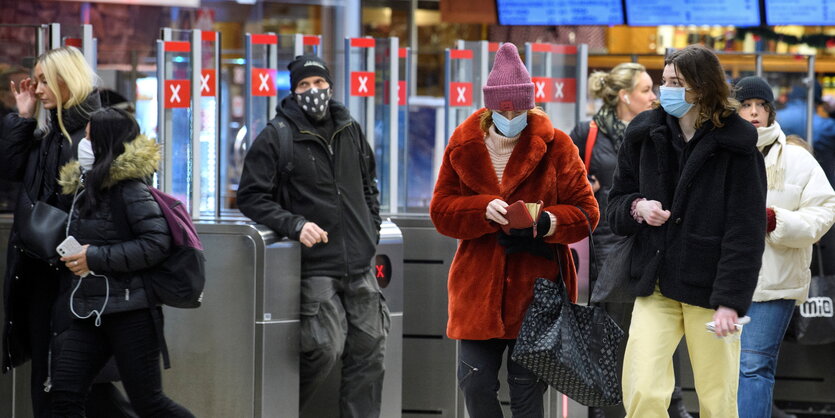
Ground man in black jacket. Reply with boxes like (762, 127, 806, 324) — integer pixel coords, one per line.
(237, 55, 388, 418)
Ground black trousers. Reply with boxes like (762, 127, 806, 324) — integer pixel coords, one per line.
(49, 308, 193, 418)
(458, 339, 548, 418)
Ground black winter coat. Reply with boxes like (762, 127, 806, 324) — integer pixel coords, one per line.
(58, 135, 170, 316)
(570, 121, 620, 274)
(237, 96, 381, 277)
(607, 108, 767, 316)
(1, 93, 101, 372)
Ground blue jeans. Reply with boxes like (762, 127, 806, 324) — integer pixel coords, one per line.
(738, 299, 796, 418)
(458, 339, 548, 418)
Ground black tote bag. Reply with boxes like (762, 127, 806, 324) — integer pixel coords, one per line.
(16, 200, 68, 263)
(785, 243, 835, 345)
(511, 207, 625, 407)
(591, 235, 636, 304)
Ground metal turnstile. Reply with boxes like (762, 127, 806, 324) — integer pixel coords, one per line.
(163, 222, 301, 417)
(301, 220, 404, 418)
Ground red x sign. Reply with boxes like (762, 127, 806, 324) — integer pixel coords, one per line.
(200, 69, 216, 97)
(532, 77, 553, 103)
(552, 78, 577, 103)
(252, 68, 276, 97)
(448, 82, 472, 107)
(164, 80, 190, 109)
(383, 81, 407, 106)
(350, 72, 375, 97)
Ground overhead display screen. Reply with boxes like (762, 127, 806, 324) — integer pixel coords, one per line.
(765, 0, 835, 25)
(496, 0, 625, 25)
(625, 0, 761, 26)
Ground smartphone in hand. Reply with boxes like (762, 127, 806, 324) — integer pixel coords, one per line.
(56, 236, 84, 257)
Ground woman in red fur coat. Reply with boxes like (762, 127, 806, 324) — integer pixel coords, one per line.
(430, 43, 599, 417)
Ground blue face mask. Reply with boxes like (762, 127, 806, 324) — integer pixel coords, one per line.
(492, 111, 528, 137)
(659, 86, 694, 118)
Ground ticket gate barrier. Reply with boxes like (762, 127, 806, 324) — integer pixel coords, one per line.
(342, 37, 404, 213)
(301, 220, 404, 418)
(444, 47, 477, 142)
(454, 40, 500, 110)
(524, 42, 588, 135)
(163, 222, 301, 417)
(60, 23, 96, 72)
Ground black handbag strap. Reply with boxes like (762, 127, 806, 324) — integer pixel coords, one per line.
(572, 205, 598, 305)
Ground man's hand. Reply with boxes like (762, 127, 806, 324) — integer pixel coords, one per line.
(299, 222, 328, 248)
(636, 199, 671, 226)
(712, 306, 740, 337)
(486, 199, 508, 225)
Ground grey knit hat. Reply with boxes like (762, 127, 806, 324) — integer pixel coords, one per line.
(734, 76, 774, 105)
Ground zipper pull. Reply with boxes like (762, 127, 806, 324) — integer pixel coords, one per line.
(125, 289, 130, 301)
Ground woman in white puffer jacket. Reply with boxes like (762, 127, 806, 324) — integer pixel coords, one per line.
(734, 76, 835, 418)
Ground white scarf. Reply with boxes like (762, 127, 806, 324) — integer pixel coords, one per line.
(756, 121, 786, 191)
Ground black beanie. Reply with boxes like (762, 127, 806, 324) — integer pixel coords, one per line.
(287, 55, 333, 91)
(734, 76, 774, 105)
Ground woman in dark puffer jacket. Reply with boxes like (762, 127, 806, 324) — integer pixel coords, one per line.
(49, 108, 193, 418)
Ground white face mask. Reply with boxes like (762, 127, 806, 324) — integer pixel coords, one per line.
(78, 138, 95, 172)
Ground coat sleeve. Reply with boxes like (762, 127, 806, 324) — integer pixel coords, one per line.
(0, 113, 37, 181)
(357, 123, 382, 237)
(86, 182, 171, 274)
(236, 125, 306, 239)
(541, 131, 599, 245)
(710, 151, 767, 315)
(769, 150, 835, 249)
(430, 145, 503, 240)
(606, 126, 645, 237)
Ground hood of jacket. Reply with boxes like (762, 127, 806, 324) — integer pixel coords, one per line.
(58, 134, 160, 194)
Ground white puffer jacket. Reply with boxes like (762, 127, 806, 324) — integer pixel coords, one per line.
(757, 132, 835, 303)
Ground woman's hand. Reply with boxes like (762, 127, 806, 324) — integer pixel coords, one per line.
(636, 199, 671, 226)
(10, 78, 37, 119)
(712, 306, 740, 337)
(486, 199, 509, 225)
(61, 244, 90, 277)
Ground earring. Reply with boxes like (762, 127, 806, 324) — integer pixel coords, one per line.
(623, 95, 631, 105)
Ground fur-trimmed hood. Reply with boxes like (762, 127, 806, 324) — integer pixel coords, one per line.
(58, 134, 160, 194)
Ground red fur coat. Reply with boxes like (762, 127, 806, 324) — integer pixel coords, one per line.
(430, 109, 599, 340)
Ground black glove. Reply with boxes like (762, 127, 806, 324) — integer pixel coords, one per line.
(497, 232, 554, 260)
(505, 211, 551, 238)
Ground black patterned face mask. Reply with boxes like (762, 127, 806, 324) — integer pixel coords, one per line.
(295, 87, 332, 121)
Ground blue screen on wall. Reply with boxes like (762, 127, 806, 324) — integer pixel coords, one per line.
(765, 0, 835, 25)
(625, 0, 761, 26)
(496, 0, 625, 25)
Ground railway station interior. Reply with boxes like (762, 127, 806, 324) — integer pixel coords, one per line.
(2, 0, 835, 417)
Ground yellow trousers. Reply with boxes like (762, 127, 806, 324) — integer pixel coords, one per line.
(623, 288, 740, 418)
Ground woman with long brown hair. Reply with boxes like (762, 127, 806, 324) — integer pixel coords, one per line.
(607, 44, 767, 417)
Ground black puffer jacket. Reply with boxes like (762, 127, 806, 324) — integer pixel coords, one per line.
(237, 96, 381, 277)
(570, 121, 620, 275)
(58, 135, 170, 316)
(607, 108, 767, 316)
(2, 92, 100, 372)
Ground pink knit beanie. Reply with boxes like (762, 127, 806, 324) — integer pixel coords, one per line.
(482, 43, 535, 111)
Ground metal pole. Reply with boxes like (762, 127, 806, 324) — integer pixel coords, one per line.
(444, 48, 452, 141)
(366, 41, 375, 149)
(577, 44, 589, 125)
(81, 24, 95, 72)
(388, 37, 399, 213)
(755, 54, 763, 78)
(214, 31, 222, 218)
(268, 32, 278, 121)
(190, 29, 202, 217)
(49, 23, 60, 49)
(156, 39, 168, 192)
(245, 34, 255, 148)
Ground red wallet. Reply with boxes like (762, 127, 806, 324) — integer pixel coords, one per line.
(501, 200, 543, 236)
